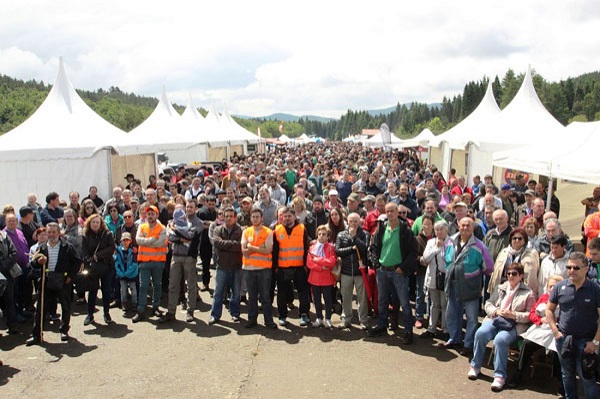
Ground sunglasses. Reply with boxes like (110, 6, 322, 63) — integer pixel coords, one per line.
(512, 236, 524, 241)
(506, 271, 519, 277)
(566, 266, 582, 271)
(124, 215, 133, 219)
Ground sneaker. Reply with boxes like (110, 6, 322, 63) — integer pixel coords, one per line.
(60, 332, 69, 342)
(232, 316, 241, 322)
(132, 313, 145, 323)
(185, 312, 194, 323)
(312, 318, 323, 328)
(265, 321, 278, 329)
(25, 336, 41, 346)
(278, 318, 287, 326)
(360, 323, 369, 331)
(152, 307, 164, 318)
(83, 315, 94, 326)
(158, 312, 175, 323)
(208, 317, 218, 325)
(491, 377, 505, 392)
(467, 366, 480, 380)
(324, 319, 333, 329)
(299, 314, 309, 327)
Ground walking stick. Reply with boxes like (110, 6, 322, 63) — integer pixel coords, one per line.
(39, 259, 47, 343)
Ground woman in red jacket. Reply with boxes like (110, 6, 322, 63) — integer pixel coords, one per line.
(307, 225, 337, 329)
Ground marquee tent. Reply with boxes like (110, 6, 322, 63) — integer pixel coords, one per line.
(0, 58, 155, 207)
(395, 128, 435, 149)
(364, 130, 404, 147)
(429, 81, 501, 180)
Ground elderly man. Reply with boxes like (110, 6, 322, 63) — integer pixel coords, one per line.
(26, 223, 80, 345)
(103, 187, 126, 216)
(520, 197, 545, 228)
(450, 176, 474, 204)
(439, 217, 494, 357)
(336, 212, 370, 329)
(536, 218, 573, 259)
(448, 202, 484, 240)
(546, 252, 600, 399)
(368, 202, 418, 344)
(484, 209, 513, 262)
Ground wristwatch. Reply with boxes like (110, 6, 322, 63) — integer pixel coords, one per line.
(593, 339, 600, 347)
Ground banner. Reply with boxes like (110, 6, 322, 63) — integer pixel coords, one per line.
(380, 123, 391, 151)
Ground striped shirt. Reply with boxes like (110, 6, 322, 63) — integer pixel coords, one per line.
(47, 242, 60, 272)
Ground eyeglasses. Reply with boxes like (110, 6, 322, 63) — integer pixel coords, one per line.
(218, 212, 224, 216)
(566, 266, 582, 271)
(506, 271, 519, 277)
(512, 236, 524, 241)
(124, 215, 133, 219)
(399, 212, 407, 215)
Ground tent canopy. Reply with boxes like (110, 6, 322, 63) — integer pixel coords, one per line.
(0, 58, 126, 161)
(395, 128, 435, 148)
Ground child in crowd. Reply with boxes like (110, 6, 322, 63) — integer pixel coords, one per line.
(307, 225, 337, 329)
(113, 232, 138, 311)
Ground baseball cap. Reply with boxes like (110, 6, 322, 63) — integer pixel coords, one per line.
(328, 189, 339, 197)
(501, 183, 512, 191)
(347, 193, 360, 202)
(121, 232, 132, 241)
(362, 195, 376, 203)
(145, 205, 159, 214)
(525, 189, 535, 197)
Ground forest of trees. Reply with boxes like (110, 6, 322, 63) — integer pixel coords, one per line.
(1, 69, 599, 141)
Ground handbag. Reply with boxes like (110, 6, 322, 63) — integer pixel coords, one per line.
(492, 315, 516, 331)
(46, 271, 65, 291)
(331, 257, 341, 281)
(74, 264, 92, 292)
(434, 255, 445, 290)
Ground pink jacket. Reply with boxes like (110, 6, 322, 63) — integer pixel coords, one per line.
(307, 242, 337, 287)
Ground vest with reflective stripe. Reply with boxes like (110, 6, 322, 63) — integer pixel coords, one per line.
(242, 226, 272, 269)
(137, 223, 167, 262)
(275, 223, 305, 268)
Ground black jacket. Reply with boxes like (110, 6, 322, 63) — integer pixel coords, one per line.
(82, 230, 116, 266)
(368, 218, 418, 274)
(336, 227, 370, 276)
(0, 231, 17, 277)
(30, 237, 81, 279)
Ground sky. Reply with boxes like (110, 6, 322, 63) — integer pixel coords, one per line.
(1, 0, 599, 118)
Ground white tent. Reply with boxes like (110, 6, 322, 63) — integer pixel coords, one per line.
(553, 121, 600, 184)
(118, 88, 207, 164)
(396, 128, 435, 148)
(429, 81, 501, 179)
(365, 131, 404, 147)
(203, 104, 230, 161)
(0, 58, 155, 207)
(220, 107, 261, 155)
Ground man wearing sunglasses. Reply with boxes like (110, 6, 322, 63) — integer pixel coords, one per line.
(546, 251, 600, 399)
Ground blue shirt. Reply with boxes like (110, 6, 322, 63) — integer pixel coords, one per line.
(550, 278, 600, 340)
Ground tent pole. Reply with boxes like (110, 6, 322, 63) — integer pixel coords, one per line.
(546, 175, 554, 213)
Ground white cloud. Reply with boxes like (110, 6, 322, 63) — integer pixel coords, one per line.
(1, 0, 599, 118)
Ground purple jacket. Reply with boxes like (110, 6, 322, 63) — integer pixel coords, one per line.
(3, 228, 29, 267)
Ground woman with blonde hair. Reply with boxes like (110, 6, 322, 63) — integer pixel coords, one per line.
(307, 225, 337, 328)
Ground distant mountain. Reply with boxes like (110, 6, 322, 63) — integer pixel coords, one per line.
(235, 113, 335, 123)
(367, 103, 442, 117)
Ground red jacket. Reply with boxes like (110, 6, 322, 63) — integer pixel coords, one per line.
(307, 242, 337, 287)
(450, 185, 474, 203)
(529, 292, 550, 325)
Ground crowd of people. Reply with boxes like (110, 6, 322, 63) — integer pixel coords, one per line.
(1, 141, 599, 398)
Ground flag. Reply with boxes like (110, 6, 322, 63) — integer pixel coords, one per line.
(279, 121, 283, 134)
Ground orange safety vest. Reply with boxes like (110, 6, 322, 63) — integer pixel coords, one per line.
(137, 223, 167, 262)
(275, 223, 305, 268)
(242, 226, 272, 269)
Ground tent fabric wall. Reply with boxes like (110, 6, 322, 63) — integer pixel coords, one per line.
(164, 144, 208, 165)
(0, 150, 112, 208)
(429, 146, 443, 172)
(111, 154, 157, 190)
(467, 145, 494, 181)
(208, 146, 227, 162)
(450, 149, 467, 178)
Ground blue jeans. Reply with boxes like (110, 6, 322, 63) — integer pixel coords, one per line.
(556, 336, 600, 399)
(446, 280, 480, 348)
(138, 261, 164, 313)
(376, 268, 413, 332)
(415, 272, 426, 320)
(211, 268, 242, 319)
(471, 320, 517, 378)
(245, 268, 273, 323)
